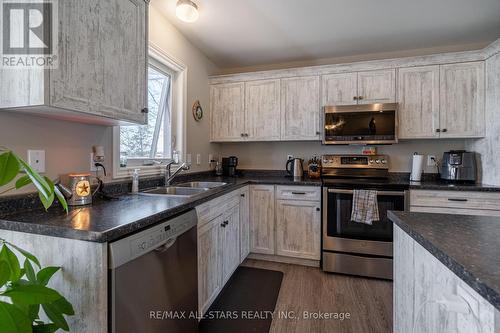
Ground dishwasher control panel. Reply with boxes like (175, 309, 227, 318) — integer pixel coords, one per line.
(108, 209, 198, 269)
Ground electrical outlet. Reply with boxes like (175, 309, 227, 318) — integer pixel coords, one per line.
(27, 150, 45, 173)
(90, 153, 97, 172)
(208, 154, 214, 163)
(186, 154, 192, 165)
(196, 154, 201, 165)
(427, 155, 437, 167)
(287, 154, 293, 160)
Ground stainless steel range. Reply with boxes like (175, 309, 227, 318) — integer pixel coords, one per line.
(321, 155, 409, 280)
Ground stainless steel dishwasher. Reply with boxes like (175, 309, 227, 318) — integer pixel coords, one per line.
(109, 209, 198, 333)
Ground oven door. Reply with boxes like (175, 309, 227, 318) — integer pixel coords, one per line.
(322, 187, 406, 257)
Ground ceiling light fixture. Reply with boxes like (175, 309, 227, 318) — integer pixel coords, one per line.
(176, 0, 199, 23)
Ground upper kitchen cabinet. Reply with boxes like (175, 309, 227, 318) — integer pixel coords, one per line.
(397, 66, 440, 139)
(439, 62, 485, 138)
(357, 69, 396, 104)
(210, 83, 245, 141)
(321, 69, 395, 107)
(280, 76, 320, 140)
(245, 79, 281, 141)
(0, 0, 148, 125)
(321, 72, 358, 106)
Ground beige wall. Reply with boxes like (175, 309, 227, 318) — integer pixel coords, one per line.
(149, 4, 219, 173)
(0, 4, 218, 195)
(216, 139, 466, 174)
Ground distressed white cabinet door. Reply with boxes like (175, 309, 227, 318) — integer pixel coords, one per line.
(198, 215, 223, 315)
(221, 204, 241, 285)
(99, 0, 147, 123)
(397, 66, 440, 139)
(357, 69, 396, 104)
(440, 62, 485, 138)
(321, 72, 358, 106)
(245, 79, 281, 140)
(239, 187, 250, 263)
(210, 83, 246, 141)
(280, 76, 320, 140)
(275, 200, 321, 260)
(50, 0, 147, 123)
(250, 185, 276, 255)
(50, 0, 102, 115)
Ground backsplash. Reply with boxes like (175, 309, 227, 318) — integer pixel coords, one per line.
(215, 139, 467, 173)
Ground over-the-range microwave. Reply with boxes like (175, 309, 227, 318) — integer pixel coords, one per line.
(322, 103, 398, 145)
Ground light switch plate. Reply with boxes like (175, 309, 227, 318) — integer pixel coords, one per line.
(427, 155, 437, 167)
(187, 154, 192, 165)
(196, 154, 201, 165)
(90, 153, 97, 172)
(27, 150, 45, 173)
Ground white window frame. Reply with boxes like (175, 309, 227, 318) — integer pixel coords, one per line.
(113, 43, 187, 179)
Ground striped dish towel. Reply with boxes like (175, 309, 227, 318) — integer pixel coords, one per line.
(351, 189, 380, 225)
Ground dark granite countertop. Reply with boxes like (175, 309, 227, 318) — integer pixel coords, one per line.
(409, 180, 500, 192)
(0, 173, 320, 243)
(389, 211, 500, 311)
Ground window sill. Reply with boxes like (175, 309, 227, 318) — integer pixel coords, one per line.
(112, 164, 181, 179)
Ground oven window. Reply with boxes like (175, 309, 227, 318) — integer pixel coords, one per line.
(326, 191, 404, 242)
(324, 111, 395, 139)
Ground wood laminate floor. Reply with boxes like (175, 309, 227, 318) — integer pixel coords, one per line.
(241, 259, 392, 333)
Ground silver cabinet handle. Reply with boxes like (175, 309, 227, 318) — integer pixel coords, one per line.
(327, 189, 405, 196)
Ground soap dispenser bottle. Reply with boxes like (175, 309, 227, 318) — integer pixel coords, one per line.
(131, 169, 140, 193)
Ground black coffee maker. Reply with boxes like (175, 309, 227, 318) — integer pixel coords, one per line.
(222, 156, 238, 177)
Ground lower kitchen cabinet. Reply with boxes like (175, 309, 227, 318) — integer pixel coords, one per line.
(394, 225, 497, 333)
(239, 187, 250, 262)
(221, 204, 241, 285)
(275, 199, 321, 260)
(410, 190, 500, 216)
(196, 188, 244, 315)
(197, 214, 223, 315)
(249, 185, 276, 254)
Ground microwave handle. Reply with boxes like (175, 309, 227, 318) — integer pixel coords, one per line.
(327, 189, 405, 196)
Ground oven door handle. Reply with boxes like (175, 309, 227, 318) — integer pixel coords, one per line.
(327, 189, 405, 196)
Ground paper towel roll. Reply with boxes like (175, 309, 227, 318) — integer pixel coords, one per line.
(410, 154, 424, 181)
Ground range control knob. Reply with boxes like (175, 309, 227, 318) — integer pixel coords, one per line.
(369, 159, 374, 164)
(375, 159, 380, 164)
(139, 241, 147, 250)
(381, 159, 387, 164)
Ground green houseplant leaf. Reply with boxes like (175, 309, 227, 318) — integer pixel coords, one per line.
(42, 303, 70, 331)
(0, 244, 21, 282)
(5, 242, 41, 269)
(0, 261, 11, 286)
(0, 301, 33, 333)
(36, 267, 60, 286)
(3, 285, 62, 305)
(0, 152, 20, 186)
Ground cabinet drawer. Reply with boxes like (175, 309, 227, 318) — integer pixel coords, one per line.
(276, 186, 320, 201)
(196, 189, 240, 227)
(410, 190, 500, 211)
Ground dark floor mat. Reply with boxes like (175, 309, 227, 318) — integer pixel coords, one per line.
(199, 266, 283, 333)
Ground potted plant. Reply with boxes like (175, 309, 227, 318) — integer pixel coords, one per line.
(0, 148, 74, 332)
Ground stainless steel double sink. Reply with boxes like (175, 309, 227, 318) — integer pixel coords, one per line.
(140, 181, 227, 198)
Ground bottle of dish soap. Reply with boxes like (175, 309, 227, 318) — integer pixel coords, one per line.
(131, 169, 140, 193)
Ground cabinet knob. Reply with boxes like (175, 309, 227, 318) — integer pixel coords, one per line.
(241, 193, 245, 197)
(316, 131, 320, 135)
(316, 207, 320, 211)
(436, 129, 441, 133)
(353, 96, 358, 100)
(241, 133, 244, 137)
(141, 108, 148, 114)
(442, 128, 448, 133)
(358, 96, 363, 100)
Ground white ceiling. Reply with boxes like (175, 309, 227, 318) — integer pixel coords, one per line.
(152, 0, 500, 69)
